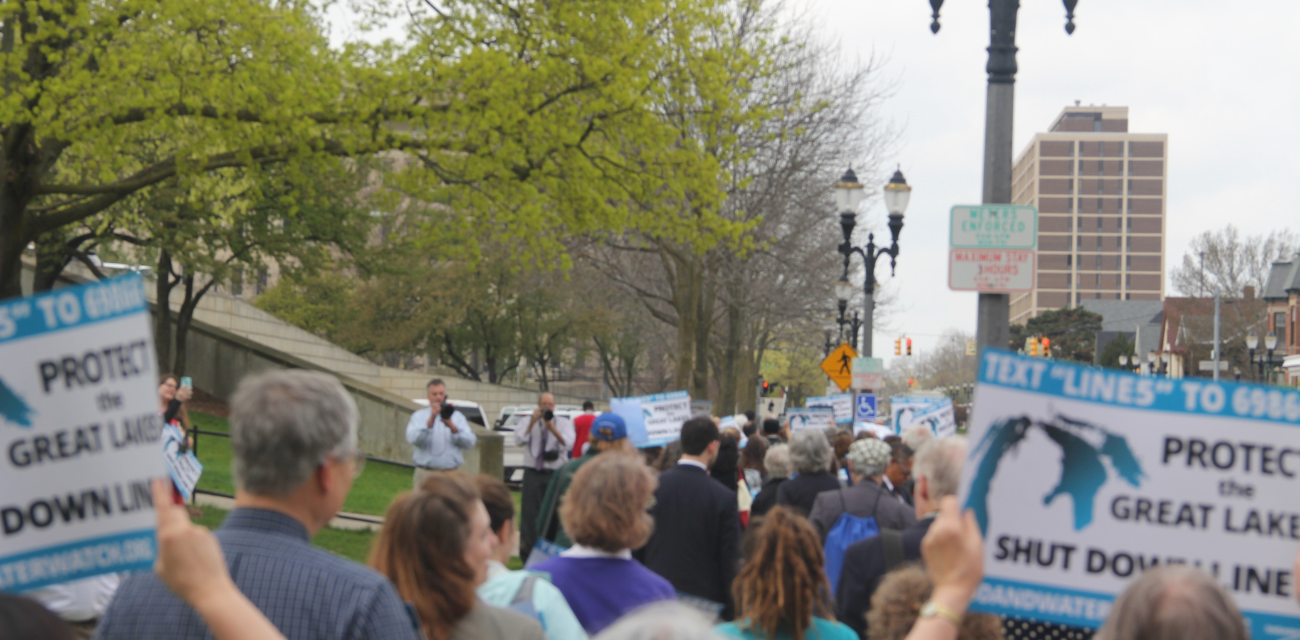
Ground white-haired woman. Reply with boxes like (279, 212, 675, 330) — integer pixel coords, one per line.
(775, 430, 841, 516)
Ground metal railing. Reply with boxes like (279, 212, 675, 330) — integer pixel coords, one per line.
(189, 428, 405, 526)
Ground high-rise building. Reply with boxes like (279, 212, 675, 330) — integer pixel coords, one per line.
(1009, 106, 1167, 324)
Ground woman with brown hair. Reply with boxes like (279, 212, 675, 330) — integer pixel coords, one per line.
(531, 453, 675, 635)
(369, 473, 545, 640)
(716, 506, 856, 640)
(867, 565, 1004, 640)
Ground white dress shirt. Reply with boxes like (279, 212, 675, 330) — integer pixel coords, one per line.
(515, 414, 575, 472)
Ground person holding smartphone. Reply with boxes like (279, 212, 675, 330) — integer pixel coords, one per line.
(405, 378, 477, 489)
(514, 392, 574, 562)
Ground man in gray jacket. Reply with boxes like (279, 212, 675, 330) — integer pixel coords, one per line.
(808, 438, 916, 542)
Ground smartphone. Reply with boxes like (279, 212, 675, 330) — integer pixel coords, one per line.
(180, 377, 193, 389)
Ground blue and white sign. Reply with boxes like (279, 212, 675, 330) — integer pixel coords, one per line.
(855, 394, 877, 421)
(961, 349, 1300, 637)
(786, 408, 836, 433)
(611, 390, 692, 448)
(0, 275, 164, 592)
(892, 395, 956, 438)
(807, 393, 853, 424)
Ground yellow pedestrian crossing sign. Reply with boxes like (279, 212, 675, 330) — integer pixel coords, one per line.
(820, 343, 858, 391)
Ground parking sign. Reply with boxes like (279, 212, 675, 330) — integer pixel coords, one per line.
(855, 394, 877, 421)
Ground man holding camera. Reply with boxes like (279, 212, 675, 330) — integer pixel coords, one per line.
(515, 392, 574, 562)
(406, 378, 477, 489)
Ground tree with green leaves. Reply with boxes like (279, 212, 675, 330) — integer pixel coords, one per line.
(1098, 332, 1136, 370)
(1009, 306, 1104, 363)
(1, 0, 759, 300)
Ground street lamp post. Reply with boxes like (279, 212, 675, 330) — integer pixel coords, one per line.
(928, 0, 1079, 356)
(1261, 331, 1279, 383)
(834, 278, 865, 351)
(1247, 331, 1259, 381)
(835, 168, 911, 357)
(1118, 354, 1129, 370)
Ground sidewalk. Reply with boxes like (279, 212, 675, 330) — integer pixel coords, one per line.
(193, 494, 383, 532)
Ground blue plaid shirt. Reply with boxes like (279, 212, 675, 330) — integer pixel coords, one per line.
(94, 508, 420, 640)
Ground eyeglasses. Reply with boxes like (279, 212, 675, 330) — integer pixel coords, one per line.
(330, 451, 366, 478)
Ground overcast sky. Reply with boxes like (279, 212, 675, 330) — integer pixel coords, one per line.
(807, 0, 1300, 367)
(326, 1, 1300, 369)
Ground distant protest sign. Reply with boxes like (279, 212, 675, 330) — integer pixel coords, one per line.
(961, 349, 1300, 638)
(612, 390, 692, 448)
(806, 393, 853, 424)
(0, 275, 164, 592)
(892, 395, 957, 437)
(786, 408, 835, 433)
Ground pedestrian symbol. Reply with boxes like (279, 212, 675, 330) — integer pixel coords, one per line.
(820, 343, 858, 391)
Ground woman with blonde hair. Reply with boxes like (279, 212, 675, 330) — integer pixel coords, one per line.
(532, 453, 674, 634)
(536, 412, 636, 548)
(369, 473, 544, 640)
(717, 506, 856, 640)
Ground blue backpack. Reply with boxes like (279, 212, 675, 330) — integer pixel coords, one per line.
(823, 488, 884, 592)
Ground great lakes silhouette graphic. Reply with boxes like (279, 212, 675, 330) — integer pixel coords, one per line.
(967, 411, 1145, 535)
(0, 376, 34, 427)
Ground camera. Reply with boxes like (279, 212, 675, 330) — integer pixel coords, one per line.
(440, 404, 455, 420)
(543, 409, 555, 421)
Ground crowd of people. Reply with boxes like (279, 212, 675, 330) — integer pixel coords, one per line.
(1, 371, 1293, 640)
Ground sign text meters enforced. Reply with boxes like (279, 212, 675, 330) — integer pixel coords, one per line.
(949, 205, 1038, 293)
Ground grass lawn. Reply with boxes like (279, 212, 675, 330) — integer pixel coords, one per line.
(192, 506, 378, 563)
(190, 410, 524, 566)
(191, 411, 414, 516)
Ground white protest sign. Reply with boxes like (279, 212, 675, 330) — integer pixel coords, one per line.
(854, 421, 895, 440)
(0, 275, 164, 592)
(162, 424, 203, 501)
(612, 390, 692, 448)
(806, 393, 853, 424)
(786, 408, 835, 433)
(961, 349, 1300, 637)
(891, 396, 956, 437)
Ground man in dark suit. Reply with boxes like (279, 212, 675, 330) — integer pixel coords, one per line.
(638, 418, 742, 620)
(836, 436, 967, 639)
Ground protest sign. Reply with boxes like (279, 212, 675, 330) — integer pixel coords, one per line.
(891, 395, 956, 437)
(161, 424, 203, 501)
(690, 400, 715, 418)
(853, 421, 895, 440)
(786, 408, 836, 433)
(961, 349, 1300, 638)
(0, 275, 164, 592)
(611, 390, 692, 448)
(807, 393, 853, 424)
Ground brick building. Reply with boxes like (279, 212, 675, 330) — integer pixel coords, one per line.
(1263, 254, 1300, 385)
(1009, 106, 1167, 324)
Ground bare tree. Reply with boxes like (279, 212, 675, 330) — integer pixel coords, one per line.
(1171, 225, 1300, 297)
(585, 0, 896, 414)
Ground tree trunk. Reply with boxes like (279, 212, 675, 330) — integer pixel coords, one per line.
(173, 274, 216, 378)
(154, 250, 177, 374)
(718, 295, 743, 415)
(32, 235, 67, 293)
(672, 258, 698, 391)
(692, 272, 713, 400)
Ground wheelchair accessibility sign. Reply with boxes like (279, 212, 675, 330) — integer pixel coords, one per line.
(855, 394, 877, 421)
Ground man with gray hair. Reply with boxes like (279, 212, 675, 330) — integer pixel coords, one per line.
(835, 435, 968, 639)
(750, 443, 792, 518)
(97, 370, 420, 640)
(774, 430, 842, 516)
(1095, 564, 1248, 640)
(808, 438, 916, 542)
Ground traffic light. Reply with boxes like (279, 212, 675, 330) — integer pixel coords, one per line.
(1027, 337, 1039, 357)
(907, 378, 915, 388)
(761, 381, 770, 395)
(894, 338, 902, 356)
(906, 338, 913, 356)
(1041, 337, 1051, 357)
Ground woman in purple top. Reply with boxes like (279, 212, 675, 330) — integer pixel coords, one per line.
(532, 453, 676, 634)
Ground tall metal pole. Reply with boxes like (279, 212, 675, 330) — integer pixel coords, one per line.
(975, 0, 1019, 356)
(1213, 293, 1221, 382)
(862, 282, 875, 357)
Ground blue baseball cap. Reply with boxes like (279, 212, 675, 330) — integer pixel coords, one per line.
(590, 412, 627, 441)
